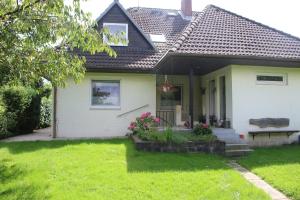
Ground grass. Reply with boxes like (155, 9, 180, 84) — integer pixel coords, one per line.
(0, 139, 270, 200)
(238, 145, 300, 200)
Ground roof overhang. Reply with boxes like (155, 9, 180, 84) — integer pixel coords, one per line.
(155, 52, 300, 75)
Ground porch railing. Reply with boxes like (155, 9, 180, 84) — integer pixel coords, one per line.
(156, 110, 175, 127)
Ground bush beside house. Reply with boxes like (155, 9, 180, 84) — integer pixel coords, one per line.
(0, 84, 52, 139)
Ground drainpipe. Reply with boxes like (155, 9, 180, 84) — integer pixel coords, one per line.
(52, 87, 57, 138)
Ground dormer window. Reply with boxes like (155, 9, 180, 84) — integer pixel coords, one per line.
(103, 23, 128, 46)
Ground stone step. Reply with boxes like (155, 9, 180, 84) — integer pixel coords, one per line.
(225, 144, 251, 150)
(225, 149, 253, 157)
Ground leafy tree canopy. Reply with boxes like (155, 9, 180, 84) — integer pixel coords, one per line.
(0, 0, 117, 87)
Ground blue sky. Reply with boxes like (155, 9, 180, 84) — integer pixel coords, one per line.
(80, 0, 300, 38)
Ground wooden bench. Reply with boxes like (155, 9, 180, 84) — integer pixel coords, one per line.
(248, 130, 300, 140)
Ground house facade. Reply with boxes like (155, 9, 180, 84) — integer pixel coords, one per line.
(54, 0, 300, 146)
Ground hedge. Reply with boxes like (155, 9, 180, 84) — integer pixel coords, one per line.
(0, 85, 41, 138)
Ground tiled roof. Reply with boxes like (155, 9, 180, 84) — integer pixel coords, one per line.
(83, 4, 300, 71)
(80, 6, 197, 71)
(77, 47, 162, 71)
(173, 5, 300, 60)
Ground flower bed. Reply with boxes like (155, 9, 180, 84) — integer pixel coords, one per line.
(131, 135, 225, 154)
(128, 112, 225, 154)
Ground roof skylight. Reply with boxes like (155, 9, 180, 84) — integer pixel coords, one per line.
(149, 34, 166, 43)
(167, 11, 178, 16)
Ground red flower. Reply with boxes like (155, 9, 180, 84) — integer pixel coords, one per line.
(154, 117, 160, 123)
(202, 124, 209, 129)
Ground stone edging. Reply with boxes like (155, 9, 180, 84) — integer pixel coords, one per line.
(131, 135, 225, 154)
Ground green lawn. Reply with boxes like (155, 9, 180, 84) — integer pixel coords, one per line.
(238, 145, 300, 200)
(0, 139, 270, 200)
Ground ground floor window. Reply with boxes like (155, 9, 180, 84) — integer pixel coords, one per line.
(256, 73, 287, 85)
(91, 80, 120, 108)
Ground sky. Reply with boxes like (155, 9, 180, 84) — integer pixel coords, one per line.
(80, 0, 300, 38)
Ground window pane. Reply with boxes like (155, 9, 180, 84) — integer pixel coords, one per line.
(257, 75, 283, 82)
(103, 23, 128, 46)
(92, 81, 120, 106)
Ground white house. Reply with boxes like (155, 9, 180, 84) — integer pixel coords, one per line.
(54, 0, 300, 146)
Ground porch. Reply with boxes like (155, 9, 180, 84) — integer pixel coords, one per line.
(154, 54, 237, 130)
(155, 72, 230, 129)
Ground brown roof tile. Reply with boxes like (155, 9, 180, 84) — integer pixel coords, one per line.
(174, 5, 300, 60)
(82, 4, 300, 71)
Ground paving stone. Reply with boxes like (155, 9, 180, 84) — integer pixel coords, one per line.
(228, 161, 290, 200)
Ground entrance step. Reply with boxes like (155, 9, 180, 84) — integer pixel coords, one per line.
(225, 144, 253, 157)
(212, 128, 246, 144)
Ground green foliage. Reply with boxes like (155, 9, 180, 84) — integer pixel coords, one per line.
(0, 101, 12, 138)
(1, 85, 40, 134)
(164, 127, 173, 142)
(193, 123, 213, 135)
(138, 130, 217, 144)
(0, 0, 118, 87)
(39, 96, 52, 128)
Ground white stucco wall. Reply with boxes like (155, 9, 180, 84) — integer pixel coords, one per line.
(56, 73, 156, 138)
(201, 66, 233, 124)
(231, 65, 300, 145)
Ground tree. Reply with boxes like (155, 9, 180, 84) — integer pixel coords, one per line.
(0, 0, 117, 87)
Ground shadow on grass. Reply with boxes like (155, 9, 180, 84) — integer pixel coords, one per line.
(125, 139, 229, 172)
(0, 139, 229, 172)
(0, 159, 49, 199)
(238, 144, 300, 169)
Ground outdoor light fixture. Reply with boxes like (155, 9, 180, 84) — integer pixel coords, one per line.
(159, 75, 176, 93)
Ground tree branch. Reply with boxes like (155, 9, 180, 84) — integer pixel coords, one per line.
(0, 0, 44, 20)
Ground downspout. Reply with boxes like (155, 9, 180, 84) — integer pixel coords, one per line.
(52, 87, 57, 138)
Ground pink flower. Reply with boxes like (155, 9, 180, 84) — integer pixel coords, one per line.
(154, 117, 160, 123)
(141, 112, 152, 119)
(202, 124, 209, 129)
(128, 122, 137, 130)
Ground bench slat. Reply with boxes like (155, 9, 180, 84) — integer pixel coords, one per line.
(248, 130, 299, 140)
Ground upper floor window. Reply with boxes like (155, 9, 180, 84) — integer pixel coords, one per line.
(256, 73, 287, 85)
(103, 23, 128, 46)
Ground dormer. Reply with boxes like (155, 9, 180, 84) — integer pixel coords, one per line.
(96, 0, 155, 50)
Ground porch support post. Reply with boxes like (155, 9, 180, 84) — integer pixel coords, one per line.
(189, 67, 194, 129)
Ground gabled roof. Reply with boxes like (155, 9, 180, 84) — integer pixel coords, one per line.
(81, 6, 197, 71)
(96, 0, 156, 49)
(172, 5, 300, 60)
(82, 4, 300, 72)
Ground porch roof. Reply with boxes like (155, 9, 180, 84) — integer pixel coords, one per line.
(155, 53, 300, 75)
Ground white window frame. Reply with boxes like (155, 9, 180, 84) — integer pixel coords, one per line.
(90, 80, 121, 110)
(256, 73, 287, 86)
(103, 23, 128, 46)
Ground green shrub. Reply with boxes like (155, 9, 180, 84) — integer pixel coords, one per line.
(1, 85, 40, 134)
(164, 127, 173, 143)
(39, 97, 52, 128)
(0, 103, 8, 138)
(193, 123, 213, 135)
